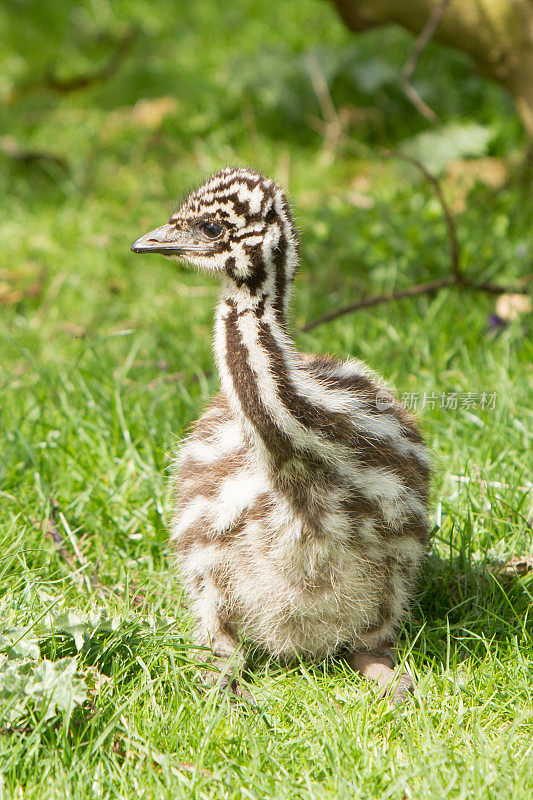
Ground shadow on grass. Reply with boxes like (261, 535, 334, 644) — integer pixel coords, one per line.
(231, 552, 533, 695)
(34, 547, 532, 705)
(407, 552, 532, 666)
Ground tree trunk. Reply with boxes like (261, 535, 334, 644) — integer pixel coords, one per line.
(329, 0, 533, 138)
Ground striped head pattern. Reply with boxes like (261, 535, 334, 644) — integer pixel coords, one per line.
(131, 167, 299, 315)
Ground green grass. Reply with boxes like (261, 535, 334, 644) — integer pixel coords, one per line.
(1, 1, 532, 798)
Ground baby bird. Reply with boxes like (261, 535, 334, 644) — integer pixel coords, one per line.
(131, 168, 430, 703)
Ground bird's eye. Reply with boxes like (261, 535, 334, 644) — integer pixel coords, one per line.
(200, 221, 223, 240)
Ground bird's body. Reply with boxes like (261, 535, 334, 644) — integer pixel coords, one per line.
(132, 168, 430, 700)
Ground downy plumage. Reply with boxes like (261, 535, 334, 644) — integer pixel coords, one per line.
(132, 167, 430, 702)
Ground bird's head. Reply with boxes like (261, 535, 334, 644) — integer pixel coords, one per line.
(131, 167, 298, 301)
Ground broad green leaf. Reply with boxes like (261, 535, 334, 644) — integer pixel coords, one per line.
(0, 656, 88, 725)
(400, 123, 494, 175)
(0, 628, 40, 660)
(46, 611, 119, 651)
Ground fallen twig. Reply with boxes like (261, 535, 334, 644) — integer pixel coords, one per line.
(301, 277, 529, 333)
(473, 280, 527, 296)
(45, 28, 136, 93)
(43, 500, 107, 597)
(0, 269, 46, 305)
(402, 0, 452, 122)
(382, 148, 463, 284)
(301, 277, 453, 332)
(0, 137, 69, 173)
(0, 725, 34, 736)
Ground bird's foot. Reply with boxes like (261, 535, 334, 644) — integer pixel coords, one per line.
(382, 671, 414, 705)
(200, 659, 256, 706)
(345, 648, 415, 705)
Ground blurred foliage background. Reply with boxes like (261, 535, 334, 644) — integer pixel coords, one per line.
(1, 0, 529, 325)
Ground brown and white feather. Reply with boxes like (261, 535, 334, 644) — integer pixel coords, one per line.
(151, 168, 431, 662)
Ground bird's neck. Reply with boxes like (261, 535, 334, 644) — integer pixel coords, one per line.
(214, 279, 343, 468)
(214, 285, 297, 465)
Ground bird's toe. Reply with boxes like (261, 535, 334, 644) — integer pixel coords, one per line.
(388, 672, 415, 705)
(200, 664, 256, 706)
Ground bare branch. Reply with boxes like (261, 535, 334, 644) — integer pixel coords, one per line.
(302, 276, 530, 332)
(0, 137, 69, 173)
(401, 0, 452, 122)
(381, 147, 462, 284)
(301, 277, 453, 332)
(306, 52, 345, 165)
(45, 28, 136, 93)
(301, 149, 528, 333)
(472, 280, 528, 296)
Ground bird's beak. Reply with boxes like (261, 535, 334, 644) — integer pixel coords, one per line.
(130, 224, 203, 256)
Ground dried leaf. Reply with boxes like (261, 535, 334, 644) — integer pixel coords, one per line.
(445, 157, 508, 212)
(495, 294, 532, 321)
(0, 263, 45, 305)
(495, 555, 533, 580)
(400, 123, 493, 176)
(346, 191, 374, 209)
(131, 96, 177, 129)
(103, 97, 178, 138)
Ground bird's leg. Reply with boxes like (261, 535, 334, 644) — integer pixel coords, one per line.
(198, 622, 249, 697)
(345, 646, 414, 704)
(193, 583, 254, 703)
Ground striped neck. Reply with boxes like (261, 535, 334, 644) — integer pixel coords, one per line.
(214, 295, 430, 503)
(214, 291, 299, 465)
(214, 285, 349, 469)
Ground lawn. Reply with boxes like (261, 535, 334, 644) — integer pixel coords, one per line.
(1, 1, 532, 798)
